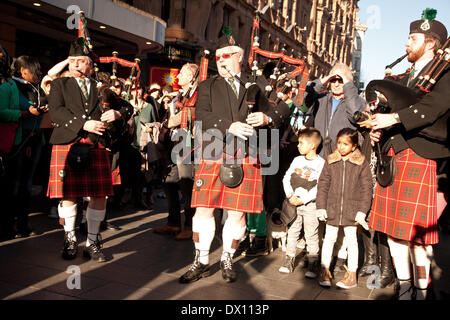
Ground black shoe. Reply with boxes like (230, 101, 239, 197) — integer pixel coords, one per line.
(245, 236, 269, 257)
(83, 234, 106, 263)
(378, 232, 396, 288)
(358, 229, 378, 278)
(79, 222, 87, 235)
(61, 232, 78, 260)
(101, 221, 121, 231)
(235, 234, 250, 256)
(179, 250, 211, 283)
(220, 252, 237, 283)
(15, 228, 36, 239)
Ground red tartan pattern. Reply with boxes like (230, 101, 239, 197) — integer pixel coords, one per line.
(192, 232, 200, 243)
(415, 266, 427, 279)
(59, 218, 65, 226)
(112, 166, 121, 185)
(47, 141, 114, 199)
(369, 148, 438, 245)
(191, 157, 263, 213)
(231, 239, 240, 250)
(294, 67, 310, 106)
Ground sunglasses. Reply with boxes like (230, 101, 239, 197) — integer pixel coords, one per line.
(216, 52, 238, 61)
(329, 77, 343, 84)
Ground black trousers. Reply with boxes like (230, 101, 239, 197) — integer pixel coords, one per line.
(1, 131, 42, 233)
(163, 162, 195, 228)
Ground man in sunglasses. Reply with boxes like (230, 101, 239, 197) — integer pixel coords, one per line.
(179, 28, 289, 284)
(304, 63, 365, 158)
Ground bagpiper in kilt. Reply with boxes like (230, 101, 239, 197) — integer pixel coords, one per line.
(367, 9, 449, 300)
(47, 38, 132, 263)
(179, 28, 290, 284)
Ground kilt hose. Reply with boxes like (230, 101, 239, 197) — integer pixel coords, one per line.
(47, 140, 114, 199)
(191, 157, 263, 213)
(369, 148, 438, 245)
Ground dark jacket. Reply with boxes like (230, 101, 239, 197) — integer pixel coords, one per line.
(305, 79, 366, 157)
(381, 66, 450, 160)
(316, 149, 373, 227)
(195, 73, 290, 158)
(48, 77, 133, 146)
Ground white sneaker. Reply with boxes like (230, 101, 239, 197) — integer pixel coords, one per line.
(48, 206, 58, 219)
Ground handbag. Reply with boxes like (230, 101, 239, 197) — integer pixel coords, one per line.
(376, 143, 396, 187)
(219, 160, 244, 188)
(280, 198, 298, 227)
(0, 122, 19, 154)
(67, 142, 92, 172)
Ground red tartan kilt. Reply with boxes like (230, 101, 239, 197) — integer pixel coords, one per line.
(369, 148, 438, 245)
(191, 157, 263, 213)
(47, 142, 114, 199)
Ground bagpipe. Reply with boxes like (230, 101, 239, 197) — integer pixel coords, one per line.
(360, 36, 450, 142)
(248, 14, 309, 104)
(77, 11, 141, 146)
(247, 13, 309, 135)
(159, 49, 210, 145)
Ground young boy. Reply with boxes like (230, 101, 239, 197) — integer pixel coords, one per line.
(279, 128, 325, 277)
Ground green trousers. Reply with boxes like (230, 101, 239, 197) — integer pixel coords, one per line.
(246, 175, 266, 237)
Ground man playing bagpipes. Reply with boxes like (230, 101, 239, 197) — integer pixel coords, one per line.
(179, 28, 290, 284)
(47, 38, 133, 263)
(153, 62, 202, 240)
(366, 8, 449, 299)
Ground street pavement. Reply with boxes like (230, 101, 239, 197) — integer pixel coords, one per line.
(0, 192, 449, 301)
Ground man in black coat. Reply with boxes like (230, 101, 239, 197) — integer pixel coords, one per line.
(48, 39, 132, 262)
(368, 9, 449, 299)
(179, 29, 289, 284)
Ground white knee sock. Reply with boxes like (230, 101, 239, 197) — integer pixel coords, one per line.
(58, 203, 77, 241)
(410, 244, 433, 300)
(388, 237, 411, 280)
(388, 237, 413, 300)
(192, 216, 216, 265)
(222, 219, 246, 261)
(86, 207, 106, 246)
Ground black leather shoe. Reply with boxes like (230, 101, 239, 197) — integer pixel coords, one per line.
(220, 252, 237, 283)
(245, 236, 269, 257)
(235, 234, 250, 256)
(15, 227, 36, 238)
(378, 233, 396, 288)
(61, 233, 78, 260)
(358, 229, 378, 278)
(179, 250, 211, 283)
(83, 235, 106, 263)
(101, 221, 121, 231)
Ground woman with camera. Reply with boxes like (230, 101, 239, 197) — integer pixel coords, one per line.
(0, 55, 47, 239)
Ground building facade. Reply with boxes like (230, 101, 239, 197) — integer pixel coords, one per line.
(0, 0, 361, 86)
(132, 0, 360, 81)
